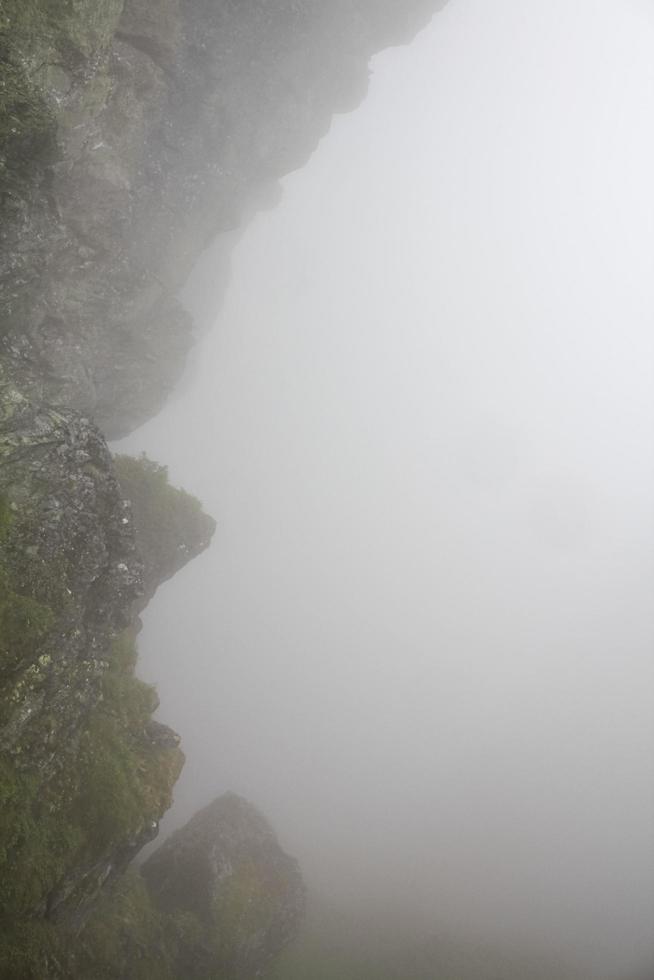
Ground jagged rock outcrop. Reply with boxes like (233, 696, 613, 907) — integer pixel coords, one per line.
(142, 794, 306, 979)
(1, 0, 443, 437)
(114, 453, 216, 609)
(0, 411, 212, 969)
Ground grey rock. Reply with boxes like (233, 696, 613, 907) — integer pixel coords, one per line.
(143, 793, 306, 979)
(0, 377, 142, 762)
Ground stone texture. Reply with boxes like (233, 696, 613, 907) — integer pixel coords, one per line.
(0, 374, 141, 764)
(0, 381, 212, 940)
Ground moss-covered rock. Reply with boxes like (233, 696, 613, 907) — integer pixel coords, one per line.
(140, 794, 306, 979)
(0, 379, 212, 970)
(76, 872, 177, 980)
(0, 377, 141, 764)
(114, 453, 216, 605)
(0, 627, 183, 975)
(17, 795, 306, 980)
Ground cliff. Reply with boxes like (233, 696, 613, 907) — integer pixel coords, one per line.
(0, 438, 208, 974)
(1, 0, 442, 437)
(0, 0, 443, 976)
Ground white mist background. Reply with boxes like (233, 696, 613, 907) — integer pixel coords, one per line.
(117, 0, 654, 974)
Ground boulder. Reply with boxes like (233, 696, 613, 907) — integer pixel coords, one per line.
(143, 794, 306, 979)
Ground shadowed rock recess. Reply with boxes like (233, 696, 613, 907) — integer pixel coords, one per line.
(0, 0, 443, 976)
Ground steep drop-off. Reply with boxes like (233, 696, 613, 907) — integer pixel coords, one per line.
(1, 0, 443, 437)
(0, 0, 444, 976)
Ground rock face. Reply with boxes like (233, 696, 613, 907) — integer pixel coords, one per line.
(114, 453, 216, 609)
(1, 0, 444, 437)
(0, 429, 210, 965)
(0, 377, 141, 767)
(0, 0, 446, 975)
(142, 794, 306, 979)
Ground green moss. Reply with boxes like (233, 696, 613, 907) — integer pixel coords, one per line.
(114, 454, 213, 590)
(74, 630, 183, 856)
(0, 630, 182, 966)
(0, 499, 56, 672)
(0, 467, 186, 972)
(101, 629, 158, 725)
(0, 498, 70, 685)
(77, 872, 176, 980)
(212, 861, 277, 959)
(0, 757, 83, 915)
(114, 453, 203, 517)
(77, 873, 230, 980)
(0, 494, 11, 534)
(76, 832, 295, 980)
(0, 568, 55, 670)
(0, 920, 66, 980)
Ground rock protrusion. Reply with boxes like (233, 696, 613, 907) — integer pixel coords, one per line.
(142, 794, 306, 979)
(114, 453, 216, 609)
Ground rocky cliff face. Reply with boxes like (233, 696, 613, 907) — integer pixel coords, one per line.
(0, 433, 208, 973)
(71, 796, 305, 980)
(0, 0, 443, 976)
(113, 453, 216, 609)
(0, 380, 139, 768)
(1, 0, 442, 437)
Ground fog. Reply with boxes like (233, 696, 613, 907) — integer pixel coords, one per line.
(115, 1, 654, 976)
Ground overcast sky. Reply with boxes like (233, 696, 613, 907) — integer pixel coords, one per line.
(117, 1, 654, 975)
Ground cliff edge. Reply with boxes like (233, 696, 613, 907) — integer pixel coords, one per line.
(1, 0, 442, 437)
(0, 1, 444, 976)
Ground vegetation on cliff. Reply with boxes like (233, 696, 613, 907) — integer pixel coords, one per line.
(55, 795, 304, 980)
(0, 426, 302, 980)
(0, 428, 209, 976)
(0, 630, 183, 979)
(0, 0, 446, 975)
(114, 454, 216, 604)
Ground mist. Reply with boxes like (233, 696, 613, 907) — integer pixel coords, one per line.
(116, 1, 654, 976)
